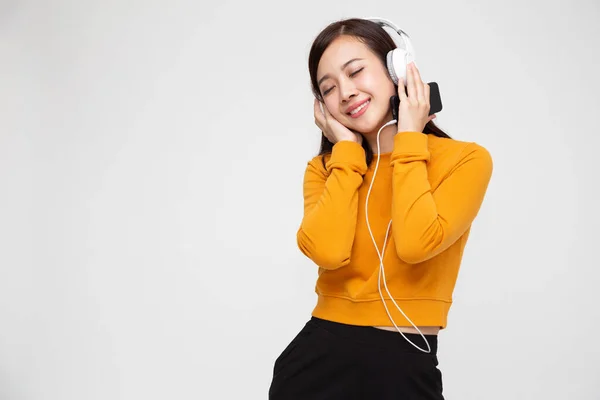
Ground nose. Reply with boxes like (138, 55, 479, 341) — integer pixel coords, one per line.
(339, 77, 358, 103)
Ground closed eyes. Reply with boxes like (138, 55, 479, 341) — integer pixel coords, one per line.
(321, 67, 364, 96)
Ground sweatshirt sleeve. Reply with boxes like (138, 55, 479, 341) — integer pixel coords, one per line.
(390, 131, 493, 264)
(296, 140, 368, 270)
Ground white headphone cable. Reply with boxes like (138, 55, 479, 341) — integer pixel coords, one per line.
(364, 118, 432, 354)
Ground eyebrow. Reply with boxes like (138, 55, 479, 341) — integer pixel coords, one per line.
(317, 58, 364, 87)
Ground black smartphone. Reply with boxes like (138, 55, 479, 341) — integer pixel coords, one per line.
(390, 81, 442, 121)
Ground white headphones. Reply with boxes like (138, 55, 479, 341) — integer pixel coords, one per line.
(365, 17, 416, 86)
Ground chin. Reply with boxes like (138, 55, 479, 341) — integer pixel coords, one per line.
(346, 112, 388, 135)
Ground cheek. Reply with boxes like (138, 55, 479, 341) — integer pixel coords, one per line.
(373, 74, 394, 95)
(325, 99, 347, 119)
(359, 74, 393, 102)
(356, 74, 376, 91)
(323, 99, 337, 115)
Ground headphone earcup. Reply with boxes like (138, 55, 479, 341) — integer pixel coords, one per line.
(386, 49, 415, 86)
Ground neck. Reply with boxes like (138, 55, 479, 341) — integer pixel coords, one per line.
(364, 120, 397, 155)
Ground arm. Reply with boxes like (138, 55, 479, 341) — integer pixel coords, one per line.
(297, 141, 368, 270)
(390, 131, 493, 264)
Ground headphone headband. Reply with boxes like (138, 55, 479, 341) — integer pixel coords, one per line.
(364, 17, 415, 57)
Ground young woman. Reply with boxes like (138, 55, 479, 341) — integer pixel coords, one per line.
(269, 18, 492, 399)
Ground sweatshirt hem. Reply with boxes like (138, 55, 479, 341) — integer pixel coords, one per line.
(312, 294, 452, 329)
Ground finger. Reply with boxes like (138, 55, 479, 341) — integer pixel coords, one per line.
(427, 114, 437, 122)
(407, 62, 417, 101)
(412, 64, 425, 103)
(423, 82, 430, 108)
(314, 99, 326, 127)
(314, 98, 321, 116)
(315, 98, 325, 116)
(397, 78, 408, 102)
(321, 101, 333, 121)
(314, 118, 324, 131)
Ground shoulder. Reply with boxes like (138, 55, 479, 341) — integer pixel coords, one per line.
(427, 135, 493, 181)
(428, 134, 492, 165)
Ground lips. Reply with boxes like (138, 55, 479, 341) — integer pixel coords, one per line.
(346, 99, 370, 115)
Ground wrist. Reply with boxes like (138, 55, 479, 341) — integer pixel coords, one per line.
(396, 128, 423, 135)
(328, 141, 368, 173)
(391, 131, 430, 163)
(338, 136, 359, 143)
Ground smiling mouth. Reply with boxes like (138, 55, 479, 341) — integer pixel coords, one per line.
(347, 99, 370, 117)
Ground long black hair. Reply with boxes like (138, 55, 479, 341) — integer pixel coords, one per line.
(308, 18, 451, 168)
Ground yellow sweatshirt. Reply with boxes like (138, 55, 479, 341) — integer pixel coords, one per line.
(297, 131, 492, 329)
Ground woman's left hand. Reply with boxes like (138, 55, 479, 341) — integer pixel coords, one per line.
(396, 62, 437, 134)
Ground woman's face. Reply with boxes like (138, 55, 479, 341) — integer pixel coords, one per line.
(316, 35, 396, 136)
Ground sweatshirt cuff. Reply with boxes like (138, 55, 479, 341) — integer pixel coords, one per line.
(391, 131, 430, 164)
(326, 140, 368, 174)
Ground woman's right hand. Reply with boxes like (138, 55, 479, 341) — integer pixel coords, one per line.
(314, 98, 363, 145)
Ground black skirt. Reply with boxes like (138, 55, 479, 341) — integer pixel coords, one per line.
(269, 316, 444, 400)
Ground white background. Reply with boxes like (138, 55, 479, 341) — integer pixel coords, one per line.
(2, 0, 599, 399)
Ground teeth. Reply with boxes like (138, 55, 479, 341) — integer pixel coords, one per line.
(350, 100, 369, 115)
